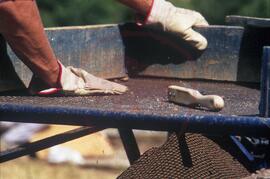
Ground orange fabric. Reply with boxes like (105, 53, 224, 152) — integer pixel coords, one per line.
(0, 0, 59, 87)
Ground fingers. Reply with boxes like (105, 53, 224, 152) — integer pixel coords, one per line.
(194, 18, 209, 27)
(182, 28, 208, 50)
(179, 10, 208, 50)
(193, 12, 209, 27)
(74, 89, 125, 96)
(68, 66, 89, 79)
(30, 64, 128, 96)
(175, 8, 209, 27)
(63, 66, 128, 95)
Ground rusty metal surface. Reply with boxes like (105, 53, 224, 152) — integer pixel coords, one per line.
(0, 78, 260, 116)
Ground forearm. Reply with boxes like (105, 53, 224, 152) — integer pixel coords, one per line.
(116, 0, 153, 15)
(0, 0, 59, 87)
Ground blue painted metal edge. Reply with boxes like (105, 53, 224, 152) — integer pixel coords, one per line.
(230, 136, 255, 162)
(0, 103, 269, 137)
(226, 16, 270, 28)
(259, 46, 270, 117)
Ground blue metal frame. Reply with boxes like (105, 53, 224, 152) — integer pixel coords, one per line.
(118, 129, 140, 165)
(260, 46, 270, 117)
(232, 46, 270, 170)
(0, 103, 269, 137)
(0, 19, 269, 168)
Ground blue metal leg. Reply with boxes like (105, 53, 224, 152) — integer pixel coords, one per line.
(231, 46, 270, 170)
(258, 46, 270, 168)
(230, 136, 255, 162)
(118, 128, 140, 165)
(260, 46, 270, 117)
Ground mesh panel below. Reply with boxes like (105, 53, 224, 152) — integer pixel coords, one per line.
(118, 133, 250, 179)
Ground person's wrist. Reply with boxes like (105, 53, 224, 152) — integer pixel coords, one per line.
(136, 0, 155, 26)
(55, 60, 62, 88)
(137, 0, 174, 26)
(42, 60, 61, 88)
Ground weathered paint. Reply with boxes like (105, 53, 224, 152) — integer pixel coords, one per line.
(0, 103, 269, 137)
(121, 24, 245, 82)
(1, 25, 127, 89)
(226, 16, 270, 28)
(1, 22, 268, 91)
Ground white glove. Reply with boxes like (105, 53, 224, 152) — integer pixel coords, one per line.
(29, 62, 128, 96)
(138, 0, 209, 50)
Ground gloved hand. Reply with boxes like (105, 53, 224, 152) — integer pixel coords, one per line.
(29, 62, 128, 96)
(137, 0, 209, 50)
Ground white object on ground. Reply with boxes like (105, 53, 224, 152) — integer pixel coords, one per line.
(1, 123, 47, 148)
(0, 122, 18, 130)
(47, 146, 85, 165)
(168, 85, 224, 111)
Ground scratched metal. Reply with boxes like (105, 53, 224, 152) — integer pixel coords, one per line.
(226, 15, 270, 28)
(121, 24, 246, 82)
(2, 24, 262, 92)
(3, 25, 126, 87)
(0, 78, 260, 116)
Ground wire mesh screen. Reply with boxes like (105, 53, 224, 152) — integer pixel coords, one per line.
(118, 133, 250, 179)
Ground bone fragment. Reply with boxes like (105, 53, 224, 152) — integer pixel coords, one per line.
(168, 85, 224, 111)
